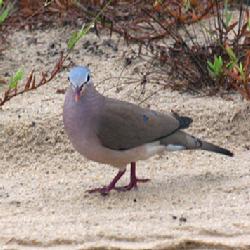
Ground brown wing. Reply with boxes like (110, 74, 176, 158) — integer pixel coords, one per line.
(97, 98, 182, 150)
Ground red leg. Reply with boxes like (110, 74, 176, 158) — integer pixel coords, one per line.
(87, 169, 126, 196)
(115, 162, 150, 191)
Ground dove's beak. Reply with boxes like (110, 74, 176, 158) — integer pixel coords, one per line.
(74, 87, 82, 102)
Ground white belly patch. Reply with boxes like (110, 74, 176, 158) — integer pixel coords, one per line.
(166, 144, 186, 151)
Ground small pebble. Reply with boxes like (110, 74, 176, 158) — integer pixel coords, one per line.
(179, 216, 187, 223)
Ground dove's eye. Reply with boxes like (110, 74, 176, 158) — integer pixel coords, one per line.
(86, 74, 90, 82)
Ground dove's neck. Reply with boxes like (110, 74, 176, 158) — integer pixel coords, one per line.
(63, 84, 104, 149)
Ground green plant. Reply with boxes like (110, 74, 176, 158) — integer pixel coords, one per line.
(8, 69, 24, 89)
(207, 56, 224, 79)
(0, 0, 12, 25)
(67, 25, 90, 50)
(225, 46, 238, 68)
(153, 1, 250, 98)
(223, 0, 232, 28)
(225, 46, 245, 80)
(237, 62, 245, 81)
(0, 0, 113, 106)
(67, 0, 113, 50)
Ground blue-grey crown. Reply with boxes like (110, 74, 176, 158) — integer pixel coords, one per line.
(68, 66, 91, 87)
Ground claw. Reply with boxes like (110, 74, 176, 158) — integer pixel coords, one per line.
(114, 177, 150, 192)
(87, 187, 111, 196)
(86, 169, 126, 195)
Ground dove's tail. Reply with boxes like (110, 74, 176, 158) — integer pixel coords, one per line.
(198, 139, 233, 156)
(161, 131, 233, 157)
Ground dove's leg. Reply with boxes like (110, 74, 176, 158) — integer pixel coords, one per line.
(87, 169, 126, 195)
(115, 162, 150, 191)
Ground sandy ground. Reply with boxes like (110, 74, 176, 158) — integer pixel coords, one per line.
(0, 26, 250, 250)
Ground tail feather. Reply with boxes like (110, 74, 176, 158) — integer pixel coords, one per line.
(161, 131, 233, 157)
(200, 140, 233, 157)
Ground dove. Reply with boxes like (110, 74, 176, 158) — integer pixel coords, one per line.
(63, 66, 233, 195)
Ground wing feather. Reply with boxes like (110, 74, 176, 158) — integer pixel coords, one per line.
(97, 98, 183, 150)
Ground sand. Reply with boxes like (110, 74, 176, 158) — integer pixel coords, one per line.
(0, 26, 250, 250)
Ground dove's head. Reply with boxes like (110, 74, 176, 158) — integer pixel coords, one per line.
(68, 66, 92, 102)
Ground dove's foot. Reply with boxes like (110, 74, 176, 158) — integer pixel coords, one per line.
(87, 168, 126, 196)
(115, 162, 150, 191)
(87, 162, 150, 195)
(114, 177, 150, 191)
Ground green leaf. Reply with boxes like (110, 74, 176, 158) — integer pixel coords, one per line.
(67, 25, 90, 50)
(214, 58, 219, 68)
(67, 0, 113, 50)
(226, 46, 237, 63)
(0, 8, 9, 24)
(239, 62, 243, 71)
(238, 62, 245, 80)
(223, 0, 232, 27)
(207, 62, 216, 78)
(215, 56, 223, 70)
(207, 55, 224, 78)
(0, 0, 3, 7)
(207, 60, 214, 70)
(8, 69, 24, 89)
(225, 12, 232, 27)
(226, 61, 234, 69)
(67, 31, 78, 50)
